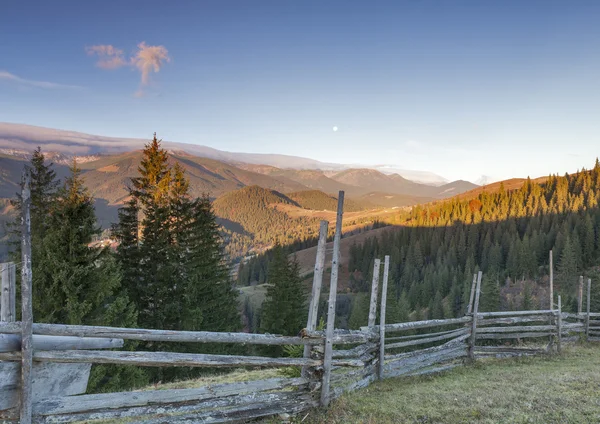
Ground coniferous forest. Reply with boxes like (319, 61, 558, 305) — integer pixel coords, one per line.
(346, 161, 600, 327)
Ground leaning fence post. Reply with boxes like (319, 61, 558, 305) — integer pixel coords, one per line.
(1, 262, 16, 322)
(586, 278, 591, 341)
(368, 259, 381, 328)
(548, 250, 555, 351)
(557, 295, 562, 354)
(302, 220, 328, 379)
(468, 271, 482, 360)
(578, 276, 583, 316)
(320, 191, 344, 407)
(20, 172, 34, 424)
(378, 255, 390, 380)
(466, 273, 477, 315)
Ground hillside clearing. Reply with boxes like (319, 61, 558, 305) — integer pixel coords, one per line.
(297, 344, 600, 424)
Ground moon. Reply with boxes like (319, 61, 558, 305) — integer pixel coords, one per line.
(333, 126, 338, 132)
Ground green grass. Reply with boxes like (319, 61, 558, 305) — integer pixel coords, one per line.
(297, 344, 600, 424)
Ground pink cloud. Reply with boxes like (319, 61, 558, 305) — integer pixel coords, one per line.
(85, 42, 171, 95)
(86, 45, 127, 69)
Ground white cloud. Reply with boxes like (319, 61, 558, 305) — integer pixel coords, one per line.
(0, 70, 82, 90)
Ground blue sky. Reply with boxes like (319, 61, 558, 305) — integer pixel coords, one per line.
(2, 0, 600, 183)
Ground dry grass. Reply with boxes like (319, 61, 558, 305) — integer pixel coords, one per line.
(295, 344, 600, 424)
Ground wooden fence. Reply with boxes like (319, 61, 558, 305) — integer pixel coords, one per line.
(1, 186, 599, 423)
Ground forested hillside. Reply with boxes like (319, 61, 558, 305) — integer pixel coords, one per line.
(287, 190, 367, 212)
(347, 161, 600, 327)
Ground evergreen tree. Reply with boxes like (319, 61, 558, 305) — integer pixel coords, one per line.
(479, 275, 501, 312)
(261, 246, 306, 337)
(348, 293, 369, 330)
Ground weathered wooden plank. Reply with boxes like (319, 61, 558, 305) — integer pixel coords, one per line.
(385, 346, 467, 379)
(367, 259, 381, 328)
(0, 322, 322, 346)
(466, 273, 477, 315)
(331, 342, 377, 359)
(385, 328, 463, 343)
(578, 276, 584, 315)
(386, 328, 469, 350)
(378, 255, 389, 380)
(549, 250, 554, 310)
(557, 295, 563, 353)
(320, 190, 344, 408)
(0, 362, 92, 411)
(36, 391, 318, 424)
(474, 346, 545, 354)
(478, 316, 556, 326)
(468, 271, 482, 360)
(476, 332, 555, 340)
(303, 329, 376, 344)
(331, 362, 377, 385)
(475, 310, 554, 318)
(0, 334, 123, 352)
(0, 350, 322, 368)
(31, 377, 308, 416)
(330, 373, 376, 400)
(587, 278, 592, 341)
(1, 262, 16, 322)
(20, 172, 33, 424)
(385, 333, 470, 361)
(302, 220, 328, 377)
(386, 345, 466, 371)
(362, 316, 472, 333)
(476, 325, 556, 333)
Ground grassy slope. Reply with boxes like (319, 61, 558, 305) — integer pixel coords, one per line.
(302, 344, 600, 424)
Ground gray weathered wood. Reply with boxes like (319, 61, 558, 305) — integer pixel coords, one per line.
(549, 250, 554, 310)
(367, 259, 381, 328)
(386, 328, 469, 350)
(476, 325, 556, 334)
(468, 271, 482, 360)
(331, 342, 377, 359)
(302, 329, 376, 344)
(362, 316, 472, 333)
(0, 321, 322, 346)
(476, 332, 555, 340)
(478, 316, 554, 326)
(578, 276, 584, 315)
(0, 334, 123, 352)
(386, 345, 466, 371)
(403, 363, 460, 378)
(474, 346, 545, 354)
(378, 255, 389, 380)
(20, 172, 33, 424)
(557, 295, 562, 353)
(0, 362, 92, 411)
(320, 190, 344, 408)
(31, 377, 308, 416)
(1, 263, 16, 322)
(302, 220, 328, 377)
(35, 391, 318, 424)
(586, 278, 591, 341)
(0, 350, 322, 368)
(466, 273, 477, 315)
(385, 333, 470, 361)
(385, 346, 467, 379)
(475, 310, 554, 318)
(386, 328, 463, 342)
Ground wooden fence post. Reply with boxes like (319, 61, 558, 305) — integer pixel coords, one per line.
(549, 250, 553, 310)
(586, 278, 591, 341)
(468, 271, 482, 360)
(1, 262, 16, 322)
(20, 172, 34, 424)
(320, 191, 344, 407)
(466, 273, 477, 315)
(548, 250, 554, 351)
(578, 276, 583, 315)
(302, 220, 328, 379)
(378, 255, 390, 380)
(556, 295, 562, 354)
(367, 259, 381, 328)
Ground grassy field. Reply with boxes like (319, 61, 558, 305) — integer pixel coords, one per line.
(296, 344, 600, 424)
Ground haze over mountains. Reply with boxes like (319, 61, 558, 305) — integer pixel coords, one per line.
(0, 122, 479, 260)
(0, 122, 452, 184)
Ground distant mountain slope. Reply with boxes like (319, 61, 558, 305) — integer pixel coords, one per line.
(287, 190, 368, 212)
(357, 192, 434, 208)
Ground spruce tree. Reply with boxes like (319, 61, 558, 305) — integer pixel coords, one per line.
(261, 246, 306, 337)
